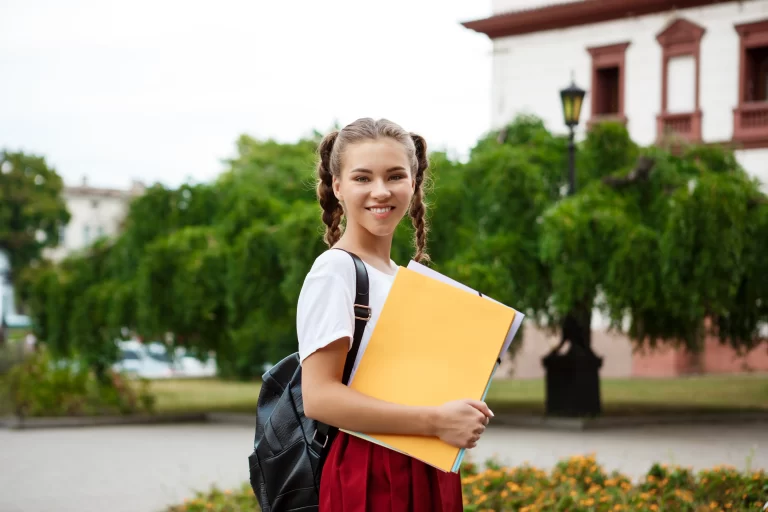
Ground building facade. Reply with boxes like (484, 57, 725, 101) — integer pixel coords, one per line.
(43, 178, 145, 262)
(464, 0, 768, 190)
(464, 0, 768, 377)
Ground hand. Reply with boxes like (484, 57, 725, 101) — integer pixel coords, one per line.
(432, 399, 493, 449)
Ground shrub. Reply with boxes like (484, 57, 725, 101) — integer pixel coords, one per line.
(5, 345, 156, 417)
(164, 456, 767, 512)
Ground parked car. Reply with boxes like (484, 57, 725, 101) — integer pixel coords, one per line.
(112, 340, 175, 379)
(111, 339, 218, 379)
(146, 342, 217, 378)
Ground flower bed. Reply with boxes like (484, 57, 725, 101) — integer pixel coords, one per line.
(165, 455, 767, 512)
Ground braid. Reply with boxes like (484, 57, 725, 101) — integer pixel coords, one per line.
(409, 133, 430, 264)
(316, 131, 343, 247)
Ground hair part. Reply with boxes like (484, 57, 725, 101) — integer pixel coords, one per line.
(315, 118, 431, 263)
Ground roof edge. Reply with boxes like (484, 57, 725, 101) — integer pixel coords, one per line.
(461, 0, 738, 39)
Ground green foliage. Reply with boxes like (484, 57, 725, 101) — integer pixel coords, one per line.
(17, 114, 768, 381)
(0, 150, 70, 281)
(163, 456, 768, 512)
(6, 345, 155, 417)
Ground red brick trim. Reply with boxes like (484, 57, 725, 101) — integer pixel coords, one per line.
(656, 19, 705, 142)
(733, 19, 768, 145)
(587, 42, 630, 128)
(461, 0, 739, 39)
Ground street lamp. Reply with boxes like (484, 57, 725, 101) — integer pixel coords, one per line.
(560, 79, 586, 195)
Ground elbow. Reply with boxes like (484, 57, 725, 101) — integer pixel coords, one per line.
(302, 385, 324, 422)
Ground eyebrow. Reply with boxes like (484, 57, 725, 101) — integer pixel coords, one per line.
(349, 166, 408, 174)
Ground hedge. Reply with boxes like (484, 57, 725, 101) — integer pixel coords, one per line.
(165, 455, 767, 511)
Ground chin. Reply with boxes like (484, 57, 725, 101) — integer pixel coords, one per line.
(362, 222, 399, 238)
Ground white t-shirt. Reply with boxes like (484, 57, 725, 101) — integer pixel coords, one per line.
(296, 249, 397, 383)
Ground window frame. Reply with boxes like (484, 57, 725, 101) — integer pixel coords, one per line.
(733, 18, 768, 147)
(655, 18, 705, 142)
(586, 42, 631, 128)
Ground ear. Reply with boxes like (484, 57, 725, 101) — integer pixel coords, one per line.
(332, 174, 342, 201)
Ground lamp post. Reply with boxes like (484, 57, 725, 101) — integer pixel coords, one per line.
(559, 79, 586, 196)
(542, 77, 603, 418)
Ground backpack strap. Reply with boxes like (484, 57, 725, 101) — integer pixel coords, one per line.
(310, 248, 370, 455)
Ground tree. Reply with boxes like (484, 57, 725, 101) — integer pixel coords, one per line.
(452, 116, 767, 415)
(0, 151, 70, 276)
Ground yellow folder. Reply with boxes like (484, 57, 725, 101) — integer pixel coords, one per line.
(341, 265, 518, 472)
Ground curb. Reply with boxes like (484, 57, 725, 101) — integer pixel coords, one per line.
(3, 411, 768, 431)
(0, 412, 207, 430)
(491, 411, 768, 431)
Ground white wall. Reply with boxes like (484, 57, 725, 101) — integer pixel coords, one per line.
(490, 0, 768, 186)
(44, 191, 131, 261)
(736, 148, 768, 189)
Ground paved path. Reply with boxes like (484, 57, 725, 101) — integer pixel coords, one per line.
(1, 423, 766, 512)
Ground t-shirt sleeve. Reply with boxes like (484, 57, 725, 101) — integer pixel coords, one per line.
(296, 252, 356, 363)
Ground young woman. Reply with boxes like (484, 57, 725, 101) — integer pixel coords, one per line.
(297, 118, 493, 511)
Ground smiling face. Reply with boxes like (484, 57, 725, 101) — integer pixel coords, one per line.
(332, 137, 415, 239)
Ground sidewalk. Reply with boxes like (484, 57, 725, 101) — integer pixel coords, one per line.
(1, 422, 765, 512)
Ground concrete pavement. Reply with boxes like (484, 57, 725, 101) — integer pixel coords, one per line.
(1, 422, 766, 512)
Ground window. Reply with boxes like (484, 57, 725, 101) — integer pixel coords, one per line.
(655, 18, 705, 142)
(587, 42, 630, 127)
(595, 67, 620, 115)
(745, 46, 768, 102)
(734, 19, 768, 146)
(83, 225, 90, 246)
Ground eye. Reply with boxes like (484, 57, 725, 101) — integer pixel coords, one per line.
(389, 174, 407, 181)
(354, 176, 370, 182)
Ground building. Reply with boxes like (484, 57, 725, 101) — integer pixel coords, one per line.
(43, 177, 145, 262)
(463, 0, 768, 191)
(463, 0, 768, 377)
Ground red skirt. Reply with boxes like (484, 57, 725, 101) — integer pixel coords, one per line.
(319, 431, 463, 512)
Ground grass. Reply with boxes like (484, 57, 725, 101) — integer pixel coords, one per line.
(148, 378, 262, 414)
(485, 374, 768, 416)
(144, 373, 768, 417)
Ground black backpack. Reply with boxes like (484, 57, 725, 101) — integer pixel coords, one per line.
(248, 249, 371, 512)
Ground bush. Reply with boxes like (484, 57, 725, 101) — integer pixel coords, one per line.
(164, 456, 767, 512)
(0, 339, 29, 375)
(5, 345, 156, 417)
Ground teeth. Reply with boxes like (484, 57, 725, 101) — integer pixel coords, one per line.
(370, 207, 392, 214)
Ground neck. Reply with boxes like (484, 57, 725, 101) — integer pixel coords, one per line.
(335, 220, 393, 268)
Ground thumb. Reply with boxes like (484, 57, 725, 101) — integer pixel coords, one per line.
(465, 399, 494, 417)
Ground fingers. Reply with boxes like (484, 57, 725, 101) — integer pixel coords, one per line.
(465, 399, 494, 418)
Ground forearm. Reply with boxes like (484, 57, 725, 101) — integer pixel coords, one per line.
(304, 382, 437, 437)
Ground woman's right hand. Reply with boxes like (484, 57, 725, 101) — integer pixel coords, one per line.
(433, 399, 494, 449)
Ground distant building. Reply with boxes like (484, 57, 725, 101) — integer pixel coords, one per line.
(463, 0, 768, 378)
(0, 249, 29, 328)
(463, 0, 768, 190)
(43, 177, 145, 262)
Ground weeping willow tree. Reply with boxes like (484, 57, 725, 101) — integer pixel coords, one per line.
(17, 117, 768, 390)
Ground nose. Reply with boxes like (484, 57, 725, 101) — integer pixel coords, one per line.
(370, 177, 392, 200)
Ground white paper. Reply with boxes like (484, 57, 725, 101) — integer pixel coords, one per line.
(405, 260, 525, 356)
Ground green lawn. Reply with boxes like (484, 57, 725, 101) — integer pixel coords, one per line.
(484, 374, 768, 415)
(146, 374, 768, 417)
(148, 378, 262, 414)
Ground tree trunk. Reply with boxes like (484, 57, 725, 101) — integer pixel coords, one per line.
(542, 298, 603, 417)
(560, 299, 592, 349)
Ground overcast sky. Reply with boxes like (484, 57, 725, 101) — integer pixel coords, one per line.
(1, 1, 493, 190)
